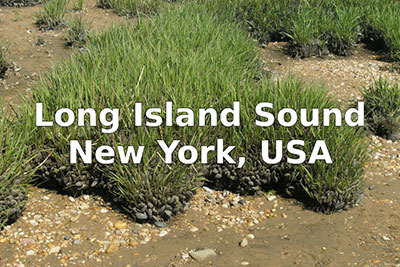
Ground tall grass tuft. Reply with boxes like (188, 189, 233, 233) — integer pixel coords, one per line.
(111, 0, 162, 17)
(0, 107, 36, 229)
(361, 78, 400, 140)
(71, 0, 84, 11)
(0, 43, 8, 78)
(35, 0, 68, 30)
(66, 16, 92, 48)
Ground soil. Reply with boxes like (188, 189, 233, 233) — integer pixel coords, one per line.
(1, 3, 400, 267)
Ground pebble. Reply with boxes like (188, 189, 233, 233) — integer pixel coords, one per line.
(267, 194, 276, 201)
(64, 235, 71, 240)
(190, 226, 199, 232)
(49, 246, 61, 254)
(100, 208, 108, 213)
(70, 215, 79, 222)
(114, 221, 127, 230)
(369, 184, 375, 190)
(73, 240, 82, 245)
(241, 262, 250, 266)
(154, 221, 167, 228)
(26, 250, 35, 256)
(159, 230, 168, 237)
(136, 212, 148, 220)
(202, 186, 214, 194)
(189, 249, 217, 262)
(240, 238, 249, 247)
(106, 243, 119, 253)
(246, 234, 255, 240)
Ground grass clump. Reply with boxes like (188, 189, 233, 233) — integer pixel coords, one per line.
(111, 0, 162, 17)
(35, 0, 68, 30)
(362, 2, 400, 61)
(71, 0, 83, 11)
(66, 16, 92, 47)
(0, 43, 8, 78)
(205, 0, 400, 59)
(0, 0, 41, 7)
(20, 4, 260, 222)
(257, 79, 369, 212)
(323, 3, 361, 56)
(0, 109, 35, 229)
(361, 79, 400, 140)
(11, 3, 370, 224)
(206, 78, 370, 212)
(97, 0, 111, 8)
(284, 2, 328, 58)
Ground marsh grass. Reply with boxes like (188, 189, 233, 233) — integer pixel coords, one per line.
(71, 0, 83, 11)
(111, 0, 162, 17)
(0, 43, 8, 78)
(35, 0, 68, 30)
(66, 16, 92, 47)
(0, 107, 36, 229)
(240, 78, 370, 212)
(10, 3, 370, 218)
(204, 0, 400, 60)
(361, 79, 400, 140)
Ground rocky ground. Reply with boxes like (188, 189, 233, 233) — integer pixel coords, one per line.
(1, 2, 400, 266)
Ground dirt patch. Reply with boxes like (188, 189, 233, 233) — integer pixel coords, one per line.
(0, 0, 125, 105)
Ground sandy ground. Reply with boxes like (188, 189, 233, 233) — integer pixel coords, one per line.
(0, 2, 400, 266)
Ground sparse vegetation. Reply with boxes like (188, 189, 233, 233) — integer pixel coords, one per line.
(111, 0, 162, 17)
(71, 0, 83, 11)
(0, 108, 35, 229)
(0, 43, 8, 78)
(361, 78, 400, 141)
(205, 0, 400, 60)
(35, 0, 68, 30)
(66, 16, 92, 47)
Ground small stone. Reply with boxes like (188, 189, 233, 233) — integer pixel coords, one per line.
(159, 230, 168, 237)
(368, 184, 375, 190)
(100, 208, 108, 213)
(267, 194, 276, 201)
(26, 250, 35, 256)
(202, 186, 214, 194)
(189, 249, 217, 262)
(238, 199, 246, 205)
(70, 215, 79, 222)
(136, 212, 148, 220)
(64, 235, 71, 240)
(106, 243, 119, 253)
(72, 240, 82, 245)
(114, 221, 127, 230)
(241, 262, 250, 266)
(246, 234, 255, 240)
(382, 235, 391, 241)
(49, 246, 61, 254)
(79, 203, 89, 210)
(68, 196, 76, 202)
(154, 221, 167, 228)
(240, 238, 248, 247)
(70, 228, 80, 235)
(190, 226, 199, 232)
